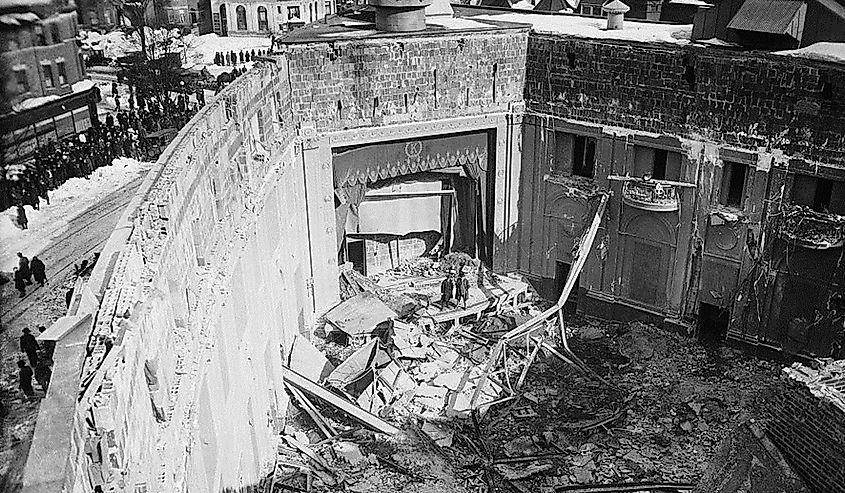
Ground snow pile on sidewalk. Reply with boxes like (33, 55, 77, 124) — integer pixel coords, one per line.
(0, 157, 154, 271)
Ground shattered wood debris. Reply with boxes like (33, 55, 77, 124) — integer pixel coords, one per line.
(276, 191, 782, 492)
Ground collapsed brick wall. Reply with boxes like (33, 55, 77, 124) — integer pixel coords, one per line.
(526, 35, 845, 165)
(765, 364, 845, 493)
(284, 29, 529, 132)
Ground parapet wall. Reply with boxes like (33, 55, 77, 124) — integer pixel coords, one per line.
(284, 29, 529, 132)
(526, 35, 845, 166)
(766, 361, 845, 493)
(24, 58, 322, 493)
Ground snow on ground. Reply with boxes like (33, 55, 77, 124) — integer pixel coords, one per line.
(473, 12, 692, 44)
(511, 0, 537, 10)
(775, 42, 845, 64)
(428, 16, 494, 29)
(80, 28, 270, 67)
(0, 157, 153, 272)
(183, 33, 271, 66)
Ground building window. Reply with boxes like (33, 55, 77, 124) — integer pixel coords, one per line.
(236, 5, 247, 30)
(42, 63, 54, 88)
(34, 25, 47, 45)
(278, 5, 282, 13)
(57, 60, 67, 85)
(257, 6, 268, 30)
(288, 6, 300, 19)
(792, 175, 845, 214)
(79, 53, 86, 75)
(572, 135, 596, 178)
(88, 11, 99, 25)
(14, 68, 30, 94)
(719, 161, 747, 208)
(553, 132, 596, 178)
(633, 145, 681, 181)
(325, 0, 332, 14)
(51, 22, 60, 44)
(191, 11, 198, 24)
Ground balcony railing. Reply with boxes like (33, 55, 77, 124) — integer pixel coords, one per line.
(781, 205, 845, 250)
(622, 180, 679, 212)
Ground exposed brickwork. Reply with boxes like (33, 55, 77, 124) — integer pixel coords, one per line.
(765, 363, 845, 493)
(526, 35, 845, 165)
(284, 30, 528, 131)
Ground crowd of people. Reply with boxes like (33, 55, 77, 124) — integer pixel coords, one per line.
(213, 48, 269, 67)
(11, 83, 203, 220)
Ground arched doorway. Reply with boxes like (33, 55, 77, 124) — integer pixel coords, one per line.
(257, 6, 268, 31)
(236, 5, 247, 30)
(218, 4, 228, 35)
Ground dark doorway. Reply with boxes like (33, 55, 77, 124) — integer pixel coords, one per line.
(698, 302, 729, 345)
(554, 261, 578, 317)
(347, 239, 366, 275)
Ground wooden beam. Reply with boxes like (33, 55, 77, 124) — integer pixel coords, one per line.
(285, 381, 337, 439)
(283, 367, 400, 435)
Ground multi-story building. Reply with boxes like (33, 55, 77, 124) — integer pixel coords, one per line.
(0, 0, 98, 174)
(210, 0, 334, 35)
(75, 0, 121, 28)
(165, 0, 214, 33)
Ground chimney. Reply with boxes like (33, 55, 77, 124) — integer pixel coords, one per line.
(370, 0, 433, 32)
(602, 0, 630, 30)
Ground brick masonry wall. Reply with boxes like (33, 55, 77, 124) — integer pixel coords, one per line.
(23, 59, 315, 493)
(765, 370, 845, 493)
(526, 35, 845, 165)
(284, 29, 528, 132)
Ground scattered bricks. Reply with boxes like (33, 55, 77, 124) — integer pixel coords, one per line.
(765, 361, 845, 493)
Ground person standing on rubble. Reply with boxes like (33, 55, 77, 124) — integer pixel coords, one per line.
(456, 269, 470, 310)
(440, 272, 455, 310)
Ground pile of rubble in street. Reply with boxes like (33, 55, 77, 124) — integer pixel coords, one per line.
(265, 254, 785, 493)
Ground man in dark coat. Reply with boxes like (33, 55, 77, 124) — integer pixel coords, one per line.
(34, 360, 52, 392)
(20, 327, 39, 367)
(18, 361, 34, 398)
(14, 268, 26, 297)
(17, 252, 31, 284)
(16, 205, 28, 229)
(30, 256, 46, 286)
(440, 273, 454, 310)
(455, 269, 470, 310)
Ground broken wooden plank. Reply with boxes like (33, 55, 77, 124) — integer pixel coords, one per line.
(283, 366, 400, 435)
(282, 435, 337, 486)
(286, 381, 337, 439)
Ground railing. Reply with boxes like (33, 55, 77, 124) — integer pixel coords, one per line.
(622, 179, 679, 212)
(781, 205, 845, 250)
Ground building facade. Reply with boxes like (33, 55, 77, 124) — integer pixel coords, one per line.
(0, 0, 98, 181)
(211, 0, 334, 35)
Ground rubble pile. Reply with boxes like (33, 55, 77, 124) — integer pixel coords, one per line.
(280, 260, 782, 492)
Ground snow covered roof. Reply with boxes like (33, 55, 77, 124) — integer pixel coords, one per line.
(774, 42, 845, 65)
(472, 12, 692, 44)
(11, 80, 97, 113)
